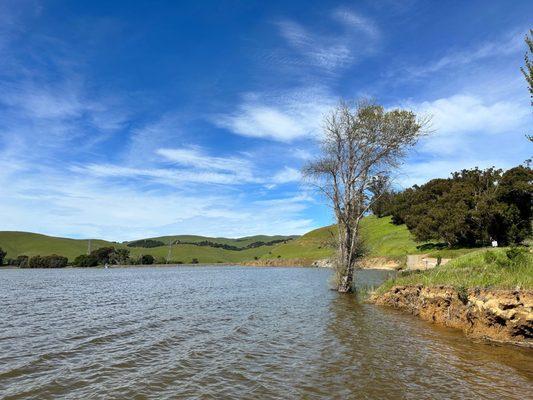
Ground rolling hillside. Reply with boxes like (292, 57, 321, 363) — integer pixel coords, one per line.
(0, 231, 297, 263)
(264, 215, 475, 262)
(142, 234, 298, 248)
(0, 216, 475, 265)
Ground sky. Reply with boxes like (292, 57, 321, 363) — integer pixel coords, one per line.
(0, 0, 531, 240)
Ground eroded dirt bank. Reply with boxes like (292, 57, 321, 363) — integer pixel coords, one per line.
(371, 285, 533, 347)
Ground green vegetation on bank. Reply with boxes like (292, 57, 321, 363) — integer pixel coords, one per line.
(377, 248, 533, 294)
(265, 215, 477, 262)
(373, 166, 532, 247)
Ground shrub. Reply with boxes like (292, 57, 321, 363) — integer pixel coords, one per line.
(140, 254, 154, 265)
(90, 247, 115, 264)
(506, 247, 526, 261)
(73, 254, 98, 268)
(16, 255, 29, 268)
(0, 247, 6, 265)
(28, 255, 68, 268)
(110, 248, 130, 265)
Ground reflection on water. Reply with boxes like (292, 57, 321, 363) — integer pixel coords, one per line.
(0, 266, 531, 399)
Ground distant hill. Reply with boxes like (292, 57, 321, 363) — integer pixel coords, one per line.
(0, 217, 474, 265)
(134, 234, 299, 248)
(0, 231, 298, 263)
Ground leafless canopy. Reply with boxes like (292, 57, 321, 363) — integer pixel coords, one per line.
(303, 100, 427, 292)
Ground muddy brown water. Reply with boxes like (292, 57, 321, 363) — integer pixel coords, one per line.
(0, 266, 531, 399)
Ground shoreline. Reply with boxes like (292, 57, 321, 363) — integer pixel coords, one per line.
(370, 285, 533, 348)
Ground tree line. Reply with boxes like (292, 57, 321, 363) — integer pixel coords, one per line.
(175, 238, 293, 251)
(0, 245, 208, 268)
(370, 165, 532, 247)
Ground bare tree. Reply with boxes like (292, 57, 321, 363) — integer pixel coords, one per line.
(521, 29, 533, 107)
(303, 100, 426, 293)
(521, 30, 533, 142)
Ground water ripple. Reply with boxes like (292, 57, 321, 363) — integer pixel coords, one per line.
(0, 266, 532, 399)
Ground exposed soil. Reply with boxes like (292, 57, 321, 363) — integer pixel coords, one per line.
(371, 285, 533, 348)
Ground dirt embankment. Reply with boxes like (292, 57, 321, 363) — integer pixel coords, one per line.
(371, 285, 533, 347)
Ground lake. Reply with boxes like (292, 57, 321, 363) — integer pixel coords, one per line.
(1, 266, 531, 399)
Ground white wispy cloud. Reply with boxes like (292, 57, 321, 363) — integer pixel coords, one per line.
(409, 93, 530, 155)
(214, 87, 335, 141)
(157, 146, 252, 172)
(331, 7, 380, 39)
(271, 166, 301, 184)
(0, 161, 315, 240)
(417, 94, 529, 135)
(399, 29, 526, 78)
(274, 8, 380, 74)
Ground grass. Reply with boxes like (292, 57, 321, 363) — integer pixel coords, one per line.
(376, 248, 533, 293)
(0, 231, 294, 263)
(265, 215, 476, 262)
(0, 231, 115, 261)
(0, 216, 487, 264)
(144, 234, 298, 248)
(260, 225, 337, 260)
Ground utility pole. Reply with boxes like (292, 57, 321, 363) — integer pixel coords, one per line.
(87, 239, 92, 255)
(166, 240, 173, 264)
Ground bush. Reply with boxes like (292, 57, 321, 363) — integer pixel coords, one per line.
(109, 248, 130, 265)
(16, 255, 29, 268)
(90, 247, 115, 264)
(140, 254, 154, 265)
(28, 255, 68, 268)
(73, 254, 98, 268)
(506, 247, 526, 261)
(0, 247, 6, 265)
(191, 258, 199, 264)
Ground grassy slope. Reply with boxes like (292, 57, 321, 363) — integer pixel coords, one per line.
(266, 215, 475, 262)
(0, 216, 478, 264)
(143, 234, 298, 248)
(0, 232, 115, 261)
(377, 248, 533, 292)
(0, 231, 294, 263)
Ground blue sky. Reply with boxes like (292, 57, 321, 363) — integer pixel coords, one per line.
(0, 0, 531, 240)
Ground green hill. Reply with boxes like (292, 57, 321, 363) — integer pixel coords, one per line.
(139, 234, 298, 248)
(264, 215, 475, 262)
(0, 231, 297, 264)
(0, 232, 115, 261)
(0, 216, 475, 265)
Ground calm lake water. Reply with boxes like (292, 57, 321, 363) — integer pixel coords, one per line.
(1, 266, 532, 399)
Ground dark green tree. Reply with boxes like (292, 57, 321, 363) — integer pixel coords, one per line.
(0, 247, 6, 265)
(110, 248, 130, 264)
(140, 254, 154, 265)
(73, 254, 98, 267)
(498, 166, 533, 243)
(89, 247, 115, 264)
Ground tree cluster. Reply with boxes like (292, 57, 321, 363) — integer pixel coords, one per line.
(176, 238, 292, 251)
(73, 246, 131, 267)
(126, 239, 165, 248)
(382, 166, 532, 247)
(25, 254, 68, 268)
(0, 247, 6, 265)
